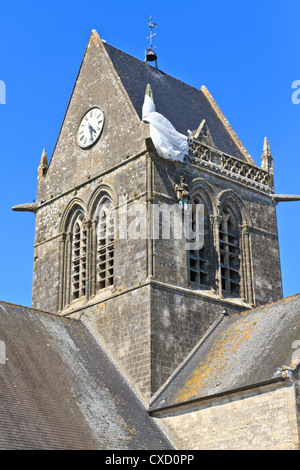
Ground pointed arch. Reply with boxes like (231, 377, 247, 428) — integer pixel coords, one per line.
(59, 198, 87, 234)
(96, 195, 115, 291)
(87, 184, 115, 221)
(189, 178, 216, 217)
(59, 198, 88, 309)
(70, 211, 88, 301)
(217, 189, 252, 227)
(58, 188, 117, 311)
(87, 185, 115, 295)
(218, 204, 241, 297)
(216, 189, 254, 304)
(188, 179, 216, 290)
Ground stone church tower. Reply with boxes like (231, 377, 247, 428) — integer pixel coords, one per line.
(14, 30, 283, 400)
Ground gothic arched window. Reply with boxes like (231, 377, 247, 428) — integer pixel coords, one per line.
(71, 211, 87, 300)
(189, 196, 214, 289)
(219, 206, 240, 297)
(97, 197, 114, 291)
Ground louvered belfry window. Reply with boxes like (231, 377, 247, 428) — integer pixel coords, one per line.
(219, 209, 240, 297)
(97, 199, 114, 290)
(189, 198, 210, 288)
(72, 212, 87, 300)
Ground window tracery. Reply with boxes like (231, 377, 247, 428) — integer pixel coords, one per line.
(59, 189, 115, 311)
(219, 208, 240, 297)
(97, 198, 114, 290)
(189, 198, 210, 288)
(71, 212, 87, 300)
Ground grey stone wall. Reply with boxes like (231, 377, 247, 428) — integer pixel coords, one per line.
(83, 285, 152, 398)
(157, 383, 299, 450)
(30, 29, 283, 400)
(149, 282, 248, 392)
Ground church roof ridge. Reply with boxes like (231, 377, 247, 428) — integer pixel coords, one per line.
(0, 300, 79, 322)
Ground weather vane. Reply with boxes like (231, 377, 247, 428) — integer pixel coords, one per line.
(145, 16, 158, 67)
(148, 16, 157, 50)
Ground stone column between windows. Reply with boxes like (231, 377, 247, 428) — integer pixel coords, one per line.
(64, 232, 72, 308)
(90, 219, 98, 297)
(211, 214, 223, 297)
(147, 153, 154, 280)
(58, 232, 66, 312)
(241, 224, 254, 306)
(83, 219, 92, 301)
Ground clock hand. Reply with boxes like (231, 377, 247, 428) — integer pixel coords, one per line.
(88, 123, 96, 141)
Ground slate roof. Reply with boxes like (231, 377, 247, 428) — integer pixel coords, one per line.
(104, 43, 248, 161)
(0, 301, 173, 450)
(150, 294, 300, 411)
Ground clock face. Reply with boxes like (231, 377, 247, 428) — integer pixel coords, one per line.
(77, 107, 104, 148)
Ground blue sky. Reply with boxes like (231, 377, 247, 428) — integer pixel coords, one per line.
(0, 0, 299, 307)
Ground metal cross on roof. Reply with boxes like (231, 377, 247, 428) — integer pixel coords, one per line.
(145, 16, 158, 66)
(147, 16, 157, 50)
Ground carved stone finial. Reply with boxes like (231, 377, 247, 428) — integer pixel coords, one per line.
(194, 119, 214, 147)
(145, 83, 153, 100)
(38, 148, 48, 178)
(261, 137, 274, 189)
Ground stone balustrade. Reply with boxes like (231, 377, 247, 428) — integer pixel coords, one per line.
(188, 139, 271, 192)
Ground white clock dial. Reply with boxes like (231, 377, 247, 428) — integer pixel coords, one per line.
(77, 107, 104, 148)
